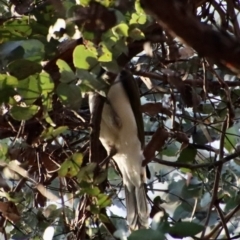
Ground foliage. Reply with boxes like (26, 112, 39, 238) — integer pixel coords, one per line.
(1, 0, 240, 239)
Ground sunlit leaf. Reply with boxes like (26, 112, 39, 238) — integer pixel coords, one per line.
(129, 13, 147, 25)
(3, 17, 32, 40)
(0, 74, 18, 88)
(77, 163, 97, 182)
(38, 72, 54, 93)
(129, 28, 145, 40)
(56, 59, 76, 83)
(112, 23, 129, 37)
(97, 194, 111, 208)
(0, 143, 8, 157)
(73, 45, 98, 70)
(135, 0, 145, 13)
(98, 44, 112, 62)
(58, 153, 83, 177)
(82, 186, 100, 196)
(40, 126, 68, 140)
(17, 75, 41, 104)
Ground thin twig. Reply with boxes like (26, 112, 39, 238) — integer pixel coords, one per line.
(214, 202, 230, 239)
(153, 150, 240, 169)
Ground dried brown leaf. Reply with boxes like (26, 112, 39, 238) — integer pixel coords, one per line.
(143, 127, 169, 165)
(42, 153, 60, 173)
(3, 212, 21, 223)
(141, 103, 171, 117)
(174, 131, 189, 143)
(0, 202, 20, 223)
(0, 202, 10, 212)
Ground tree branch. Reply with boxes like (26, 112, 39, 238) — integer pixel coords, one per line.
(153, 150, 240, 169)
(140, 0, 240, 75)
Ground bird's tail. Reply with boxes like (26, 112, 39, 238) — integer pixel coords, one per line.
(125, 184, 149, 231)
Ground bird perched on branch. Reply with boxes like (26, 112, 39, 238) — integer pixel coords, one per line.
(89, 70, 149, 231)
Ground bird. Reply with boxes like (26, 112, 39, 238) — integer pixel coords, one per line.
(89, 70, 149, 231)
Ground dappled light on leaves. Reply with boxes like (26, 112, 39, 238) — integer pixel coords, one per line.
(0, 0, 240, 239)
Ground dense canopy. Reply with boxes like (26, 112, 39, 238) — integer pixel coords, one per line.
(1, 0, 240, 239)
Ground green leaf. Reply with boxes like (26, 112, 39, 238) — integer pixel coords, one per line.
(101, 60, 120, 74)
(138, 14, 147, 25)
(38, 72, 54, 93)
(114, 38, 128, 56)
(129, 13, 147, 25)
(107, 167, 120, 181)
(225, 195, 240, 212)
(98, 45, 112, 62)
(82, 162, 97, 173)
(8, 59, 42, 80)
(80, 0, 91, 6)
(177, 147, 197, 163)
(168, 222, 204, 238)
(129, 229, 165, 240)
(76, 69, 108, 92)
(21, 39, 45, 62)
(94, 170, 108, 185)
(102, 34, 118, 48)
(58, 159, 71, 177)
(89, 204, 100, 214)
(41, 93, 55, 126)
(56, 83, 82, 110)
(99, 213, 111, 223)
(112, 23, 129, 37)
(201, 103, 214, 114)
(82, 186, 100, 196)
(40, 126, 68, 140)
(0, 74, 18, 103)
(3, 17, 32, 39)
(58, 153, 83, 177)
(173, 202, 192, 221)
(162, 142, 179, 157)
(181, 184, 202, 199)
(224, 125, 239, 152)
(0, 74, 18, 89)
(72, 153, 83, 166)
(56, 59, 76, 83)
(73, 45, 98, 70)
(135, 0, 145, 14)
(129, 28, 145, 40)
(17, 75, 41, 104)
(10, 105, 39, 121)
(97, 194, 111, 208)
(77, 163, 97, 182)
(0, 143, 8, 159)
